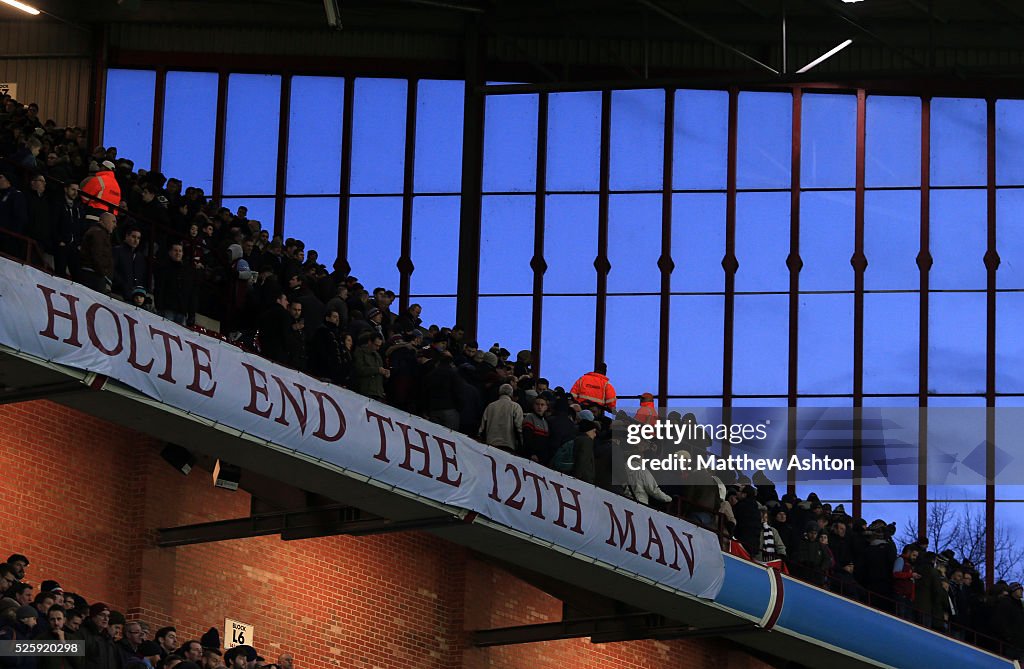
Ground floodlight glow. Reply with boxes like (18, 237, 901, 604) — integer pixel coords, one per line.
(0, 0, 41, 15)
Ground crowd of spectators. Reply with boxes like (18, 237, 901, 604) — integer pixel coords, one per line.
(3, 93, 1024, 659)
(0, 553, 293, 669)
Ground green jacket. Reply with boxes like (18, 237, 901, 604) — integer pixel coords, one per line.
(351, 346, 385, 399)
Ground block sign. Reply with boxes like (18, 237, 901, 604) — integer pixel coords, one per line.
(224, 619, 254, 649)
(0, 83, 17, 99)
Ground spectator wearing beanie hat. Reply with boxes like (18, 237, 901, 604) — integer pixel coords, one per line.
(81, 603, 119, 669)
(572, 419, 599, 484)
(479, 383, 523, 453)
(198, 628, 220, 669)
(0, 604, 38, 664)
(107, 612, 125, 643)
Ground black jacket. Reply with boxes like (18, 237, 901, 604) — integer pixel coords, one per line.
(154, 259, 197, 316)
(309, 322, 348, 384)
(422, 363, 459, 412)
(258, 303, 292, 364)
(112, 245, 148, 299)
(54, 198, 84, 245)
(80, 619, 121, 669)
(25, 190, 54, 252)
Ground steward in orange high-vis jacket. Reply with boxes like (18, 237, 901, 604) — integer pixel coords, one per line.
(570, 363, 617, 413)
(634, 392, 658, 425)
(80, 160, 122, 218)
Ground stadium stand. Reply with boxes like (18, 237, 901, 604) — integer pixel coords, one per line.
(2, 91, 1024, 667)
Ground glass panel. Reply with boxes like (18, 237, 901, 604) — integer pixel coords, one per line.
(795, 399, 853, 501)
(668, 295, 723, 395)
(995, 504, 1024, 582)
(864, 293, 919, 395)
(103, 69, 156, 170)
(671, 193, 725, 293)
(283, 197, 340, 271)
(997, 189, 1024, 289)
(930, 189, 986, 290)
(541, 296, 596, 390)
(414, 79, 464, 193)
(800, 190, 855, 291)
(287, 76, 344, 195)
(798, 294, 853, 395)
(997, 99, 1024, 186)
(350, 78, 407, 194)
(609, 89, 664, 191)
(737, 91, 792, 189)
(223, 74, 281, 196)
(931, 97, 987, 187)
(483, 94, 537, 193)
(605, 296, 660, 397)
(801, 93, 857, 188)
(995, 400, 1024, 505)
(928, 292, 986, 394)
(860, 503, 918, 538)
(865, 95, 921, 188)
(860, 400, 920, 500)
(480, 195, 533, 295)
(736, 192, 789, 293)
(547, 91, 601, 192)
(608, 193, 661, 293)
(221, 198, 273, 235)
(923, 501, 987, 560)
(410, 195, 460, 296)
(544, 195, 598, 294)
(865, 190, 920, 291)
(347, 196, 402, 292)
(413, 298, 457, 330)
(478, 297, 531, 360)
(162, 71, 218, 193)
(734, 294, 788, 395)
(997, 292, 1024, 393)
(674, 89, 729, 190)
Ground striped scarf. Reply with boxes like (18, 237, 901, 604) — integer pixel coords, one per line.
(762, 523, 777, 561)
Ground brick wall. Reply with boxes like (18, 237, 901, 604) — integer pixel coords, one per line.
(0, 401, 772, 669)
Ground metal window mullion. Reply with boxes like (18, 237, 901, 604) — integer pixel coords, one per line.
(595, 90, 612, 368)
(151, 67, 166, 173)
(986, 97, 998, 587)
(918, 96, 931, 542)
(852, 89, 867, 520)
(337, 77, 355, 275)
(273, 73, 292, 241)
(722, 87, 739, 458)
(531, 93, 549, 378)
(657, 88, 674, 408)
(211, 70, 229, 206)
(787, 88, 802, 497)
(399, 79, 418, 311)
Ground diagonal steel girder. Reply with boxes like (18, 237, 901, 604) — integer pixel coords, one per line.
(634, 0, 780, 76)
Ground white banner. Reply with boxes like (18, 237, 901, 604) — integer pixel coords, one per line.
(0, 260, 725, 599)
